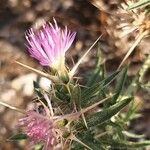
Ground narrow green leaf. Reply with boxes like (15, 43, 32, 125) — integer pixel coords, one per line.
(110, 123, 126, 140)
(33, 81, 43, 98)
(141, 82, 150, 92)
(86, 97, 132, 127)
(123, 100, 139, 122)
(123, 131, 145, 139)
(8, 133, 28, 141)
(55, 91, 70, 102)
(71, 84, 81, 109)
(33, 81, 48, 105)
(72, 130, 104, 150)
(103, 70, 120, 87)
(81, 71, 120, 106)
(86, 48, 105, 87)
(34, 144, 43, 150)
(86, 67, 102, 87)
(138, 54, 150, 83)
(101, 139, 150, 149)
(128, 0, 150, 10)
(111, 67, 128, 105)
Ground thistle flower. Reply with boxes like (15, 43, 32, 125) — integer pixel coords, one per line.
(17, 111, 57, 150)
(115, 2, 150, 68)
(25, 19, 76, 69)
(116, 2, 150, 37)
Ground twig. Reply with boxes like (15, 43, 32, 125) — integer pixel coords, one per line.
(0, 101, 25, 114)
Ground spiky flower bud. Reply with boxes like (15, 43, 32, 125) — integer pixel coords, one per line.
(17, 111, 57, 150)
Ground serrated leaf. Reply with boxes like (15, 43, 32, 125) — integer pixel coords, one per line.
(86, 97, 132, 127)
(8, 133, 28, 141)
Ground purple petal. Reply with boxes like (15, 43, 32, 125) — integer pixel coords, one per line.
(25, 18, 76, 68)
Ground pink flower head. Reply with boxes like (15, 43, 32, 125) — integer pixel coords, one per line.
(18, 111, 57, 150)
(25, 18, 76, 68)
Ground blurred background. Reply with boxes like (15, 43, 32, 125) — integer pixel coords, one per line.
(0, 0, 149, 149)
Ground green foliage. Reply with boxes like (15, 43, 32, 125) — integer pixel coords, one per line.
(33, 81, 43, 99)
(100, 139, 150, 149)
(31, 52, 150, 149)
(86, 97, 132, 128)
(138, 54, 150, 92)
(72, 130, 103, 150)
(111, 67, 128, 105)
(69, 52, 150, 149)
(71, 84, 81, 110)
(128, 0, 150, 10)
(6, 2, 150, 148)
(10, 49, 150, 149)
(8, 133, 28, 141)
(81, 70, 119, 107)
(33, 144, 43, 150)
(86, 49, 105, 87)
(11, 52, 150, 150)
